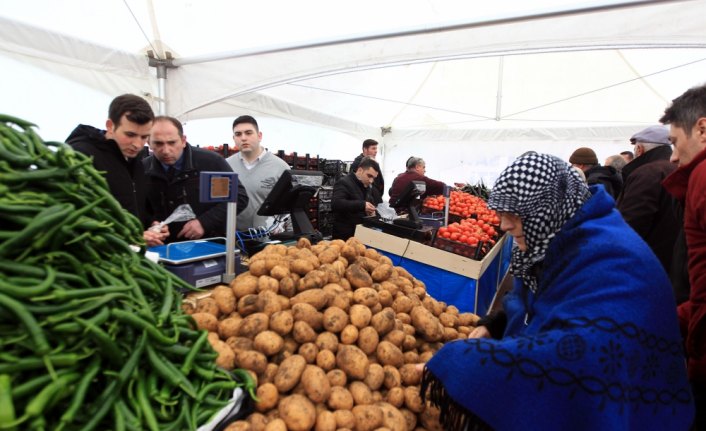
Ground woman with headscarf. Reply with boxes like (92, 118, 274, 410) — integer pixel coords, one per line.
(420, 153, 694, 430)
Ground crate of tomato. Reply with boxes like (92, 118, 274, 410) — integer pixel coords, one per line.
(433, 218, 499, 260)
(423, 191, 501, 225)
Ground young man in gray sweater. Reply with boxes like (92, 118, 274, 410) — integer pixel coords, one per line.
(226, 115, 290, 231)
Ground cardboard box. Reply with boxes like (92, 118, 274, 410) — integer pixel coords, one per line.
(354, 225, 511, 314)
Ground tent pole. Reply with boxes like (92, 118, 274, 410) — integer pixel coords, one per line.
(495, 57, 504, 121)
(148, 52, 175, 115)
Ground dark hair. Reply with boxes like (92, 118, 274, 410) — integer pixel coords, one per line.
(362, 139, 378, 149)
(620, 150, 634, 159)
(406, 156, 424, 170)
(108, 94, 154, 126)
(358, 156, 380, 173)
(232, 115, 259, 132)
(154, 116, 184, 137)
(660, 83, 706, 137)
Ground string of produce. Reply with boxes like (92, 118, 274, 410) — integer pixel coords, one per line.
(0, 114, 255, 431)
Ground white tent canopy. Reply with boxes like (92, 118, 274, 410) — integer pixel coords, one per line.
(2, 0, 706, 187)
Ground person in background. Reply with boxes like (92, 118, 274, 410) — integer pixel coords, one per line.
(143, 116, 248, 243)
(66, 94, 168, 246)
(388, 156, 445, 209)
(660, 83, 706, 431)
(569, 146, 622, 198)
(620, 150, 635, 163)
(615, 125, 678, 274)
(350, 138, 384, 197)
(331, 157, 382, 240)
(604, 154, 627, 175)
(420, 153, 693, 431)
(226, 115, 289, 231)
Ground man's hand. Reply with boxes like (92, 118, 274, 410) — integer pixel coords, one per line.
(178, 219, 205, 240)
(143, 223, 169, 247)
(365, 202, 376, 216)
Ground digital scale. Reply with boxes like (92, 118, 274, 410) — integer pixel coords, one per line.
(148, 172, 241, 288)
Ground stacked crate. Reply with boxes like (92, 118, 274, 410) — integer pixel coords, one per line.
(317, 186, 334, 238)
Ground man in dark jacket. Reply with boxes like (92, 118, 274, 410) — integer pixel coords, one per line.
(349, 139, 384, 197)
(144, 116, 249, 243)
(569, 147, 623, 199)
(616, 125, 678, 274)
(388, 156, 445, 209)
(332, 157, 382, 240)
(66, 93, 167, 246)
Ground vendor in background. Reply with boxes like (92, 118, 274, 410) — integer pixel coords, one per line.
(350, 139, 384, 197)
(143, 116, 248, 243)
(388, 156, 445, 208)
(331, 157, 382, 240)
(226, 115, 289, 231)
(420, 153, 694, 430)
(66, 93, 168, 246)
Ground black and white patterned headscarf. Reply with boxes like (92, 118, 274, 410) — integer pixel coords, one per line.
(487, 153, 591, 292)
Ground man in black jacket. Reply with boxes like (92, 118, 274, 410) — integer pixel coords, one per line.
(332, 157, 382, 240)
(616, 125, 679, 274)
(569, 147, 623, 199)
(144, 116, 249, 243)
(66, 94, 168, 246)
(349, 139, 384, 197)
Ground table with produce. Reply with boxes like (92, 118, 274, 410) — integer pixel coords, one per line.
(1, 115, 490, 431)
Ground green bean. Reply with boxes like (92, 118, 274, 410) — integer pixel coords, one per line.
(145, 344, 197, 399)
(3, 372, 80, 429)
(51, 305, 113, 333)
(0, 374, 16, 430)
(111, 309, 178, 345)
(0, 353, 82, 374)
(181, 330, 209, 377)
(0, 266, 55, 298)
(136, 371, 159, 431)
(56, 358, 101, 430)
(74, 317, 122, 366)
(10, 367, 76, 400)
(157, 277, 174, 327)
(0, 292, 50, 356)
(33, 285, 133, 302)
(0, 113, 37, 129)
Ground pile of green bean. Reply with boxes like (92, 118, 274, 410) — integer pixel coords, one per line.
(0, 114, 254, 430)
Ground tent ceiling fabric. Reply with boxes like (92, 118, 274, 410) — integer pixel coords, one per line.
(1, 0, 706, 142)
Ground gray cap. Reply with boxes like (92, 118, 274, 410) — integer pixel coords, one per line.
(630, 125, 670, 145)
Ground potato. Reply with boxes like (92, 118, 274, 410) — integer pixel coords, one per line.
(341, 245, 358, 263)
(336, 345, 369, 381)
(443, 327, 459, 341)
(290, 258, 315, 276)
(377, 289, 393, 307)
(438, 312, 458, 327)
(352, 405, 383, 431)
(296, 237, 312, 249)
(385, 387, 405, 408)
(256, 383, 279, 412)
(224, 421, 251, 431)
(238, 313, 269, 338)
(216, 316, 239, 339)
(291, 303, 323, 330)
(257, 290, 282, 316)
(191, 312, 219, 332)
(269, 310, 294, 336)
(258, 275, 279, 293)
(357, 326, 379, 355)
(226, 336, 254, 354)
(237, 350, 268, 374)
(298, 342, 319, 364)
(211, 285, 236, 314)
(418, 405, 444, 431)
(253, 331, 284, 356)
(340, 324, 359, 345)
(316, 349, 336, 371)
(355, 256, 379, 273)
(315, 332, 339, 352)
(327, 369, 347, 387)
(410, 306, 443, 342)
(363, 363, 385, 391)
(379, 281, 399, 297)
(274, 355, 307, 392)
(232, 274, 259, 298)
(403, 386, 424, 413)
(322, 306, 349, 333)
(278, 394, 316, 431)
(297, 270, 328, 292)
(348, 381, 374, 406)
(371, 263, 393, 282)
(292, 320, 317, 344)
(399, 363, 422, 386)
(237, 294, 260, 316)
(383, 365, 401, 389)
(382, 330, 405, 348)
(327, 386, 354, 410)
(349, 304, 372, 329)
(315, 410, 336, 431)
(458, 312, 481, 327)
(318, 247, 340, 264)
(247, 413, 268, 431)
(376, 402, 408, 431)
(319, 264, 342, 284)
(268, 264, 291, 281)
(209, 337, 236, 370)
(370, 308, 396, 336)
(334, 409, 356, 429)
(399, 408, 417, 431)
(403, 350, 419, 364)
(376, 341, 404, 368)
(301, 365, 331, 403)
(260, 363, 279, 385)
(249, 259, 269, 277)
(279, 276, 297, 298)
(291, 288, 329, 310)
(345, 264, 373, 288)
(196, 297, 220, 317)
(263, 418, 287, 431)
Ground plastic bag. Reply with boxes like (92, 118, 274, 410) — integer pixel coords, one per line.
(149, 204, 196, 232)
(376, 202, 398, 223)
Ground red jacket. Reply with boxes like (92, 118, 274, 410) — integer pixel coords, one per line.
(388, 170, 445, 205)
(663, 147, 706, 386)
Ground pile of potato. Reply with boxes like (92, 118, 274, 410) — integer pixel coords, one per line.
(185, 237, 480, 431)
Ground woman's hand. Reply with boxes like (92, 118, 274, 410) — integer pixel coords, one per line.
(468, 325, 491, 339)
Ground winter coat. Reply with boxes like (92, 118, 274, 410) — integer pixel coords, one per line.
(350, 153, 384, 197)
(331, 173, 381, 240)
(388, 170, 445, 208)
(66, 124, 151, 228)
(143, 144, 248, 243)
(616, 145, 678, 273)
(585, 164, 622, 199)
